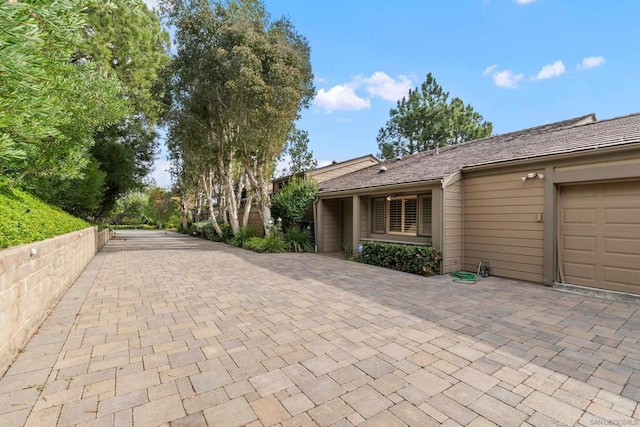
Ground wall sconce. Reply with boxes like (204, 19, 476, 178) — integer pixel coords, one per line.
(521, 172, 545, 181)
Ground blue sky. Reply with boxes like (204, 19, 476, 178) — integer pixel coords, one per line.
(148, 0, 640, 187)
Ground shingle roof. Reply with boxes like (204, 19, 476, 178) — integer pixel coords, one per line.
(318, 112, 640, 194)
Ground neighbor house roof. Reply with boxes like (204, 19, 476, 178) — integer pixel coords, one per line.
(318, 112, 640, 194)
(273, 154, 379, 185)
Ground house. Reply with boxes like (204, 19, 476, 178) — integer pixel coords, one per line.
(242, 155, 380, 234)
(314, 113, 640, 295)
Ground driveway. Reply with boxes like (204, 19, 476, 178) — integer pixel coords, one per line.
(1, 230, 639, 426)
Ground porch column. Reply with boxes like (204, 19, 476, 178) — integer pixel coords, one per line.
(315, 198, 324, 252)
(352, 195, 360, 252)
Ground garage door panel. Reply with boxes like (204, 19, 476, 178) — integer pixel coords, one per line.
(563, 208, 596, 224)
(605, 208, 640, 224)
(563, 236, 595, 252)
(563, 262, 596, 282)
(604, 238, 640, 255)
(603, 267, 640, 290)
(559, 180, 640, 293)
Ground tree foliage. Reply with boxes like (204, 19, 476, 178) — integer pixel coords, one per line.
(0, 0, 130, 181)
(0, 0, 170, 221)
(377, 73, 493, 160)
(270, 177, 318, 229)
(78, 0, 171, 216)
(144, 187, 178, 229)
(164, 0, 314, 236)
(276, 127, 317, 178)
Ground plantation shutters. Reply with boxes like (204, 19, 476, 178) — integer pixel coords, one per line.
(404, 198, 417, 233)
(388, 196, 417, 235)
(371, 193, 430, 236)
(420, 195, 432, 236)
(372, 198, 386, 233)
(388, 199, 403, 232)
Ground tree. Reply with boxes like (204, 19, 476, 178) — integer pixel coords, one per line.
(377, 73, 493, 159)
(163, 0, 314, 236)
(276, 127, 317, 178)
(144, 187, 177, 229)
(77, 0, 171, 217)
(270, 177, 318, 230)
(0, 0, 130, 183)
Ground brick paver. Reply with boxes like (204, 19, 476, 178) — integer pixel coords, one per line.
(1, 230, 639, 426)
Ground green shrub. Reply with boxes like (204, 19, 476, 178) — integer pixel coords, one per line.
(109, 224, 158, 230)
(355, 241, 441, 276)
(243, 237, 266, 252)
(218, 222, 234, 242)
(192, 221, 216, 240)
(230, 225, 256, 247)
(285, 227, 313, 252)
(263, 232, 285, 253)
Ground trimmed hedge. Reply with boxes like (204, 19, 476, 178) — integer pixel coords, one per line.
(355, 241, 441, 276)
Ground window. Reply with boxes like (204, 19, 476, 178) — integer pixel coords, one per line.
(371, 193, 432, 237)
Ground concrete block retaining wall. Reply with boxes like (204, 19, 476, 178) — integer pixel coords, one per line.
(0, 227, 112, 375)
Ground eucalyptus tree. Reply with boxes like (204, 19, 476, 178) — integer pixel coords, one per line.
(163, 0, 314, 235)
(377, 73, 493, 159)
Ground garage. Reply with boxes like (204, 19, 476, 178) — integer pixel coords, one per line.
(558, 180, 640, 293)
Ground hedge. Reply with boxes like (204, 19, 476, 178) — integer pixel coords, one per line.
(355, 241, 441, 276)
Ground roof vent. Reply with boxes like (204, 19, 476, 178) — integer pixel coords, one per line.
(378, 166, 387, 173)
(331, 160, 337, 164)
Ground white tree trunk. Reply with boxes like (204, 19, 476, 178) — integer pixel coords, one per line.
(242, 193, 253, 228)
(245, 166, 272, 236)
(202, 170, 222, 236)
(218, 157, 240, 234)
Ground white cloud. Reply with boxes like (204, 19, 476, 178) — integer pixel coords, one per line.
(314, 85, 371, 112)
(353, 72, 412, 102)
(535, 60, 566, 80)
(317, 160, 333, 168)
(514, 0, 536, 4)
(492, 69, 524, 89)
(579, 56, 605, 70)
(483, 64, 498, 76)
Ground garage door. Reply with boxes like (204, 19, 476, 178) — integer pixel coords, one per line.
(559, 180, 640, 293)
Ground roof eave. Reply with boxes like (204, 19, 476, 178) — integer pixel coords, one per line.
(318, 178, 443, 198)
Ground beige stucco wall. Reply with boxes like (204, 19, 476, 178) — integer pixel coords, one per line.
(0, 227, 112, 375)
(463, 170, 545, 283)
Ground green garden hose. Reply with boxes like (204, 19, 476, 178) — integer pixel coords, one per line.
(450, 270, 479, 284)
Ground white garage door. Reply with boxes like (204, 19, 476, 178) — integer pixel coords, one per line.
(559, 180, 640, 294)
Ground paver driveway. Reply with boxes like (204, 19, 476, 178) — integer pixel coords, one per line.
(1, 230, 639, 426)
